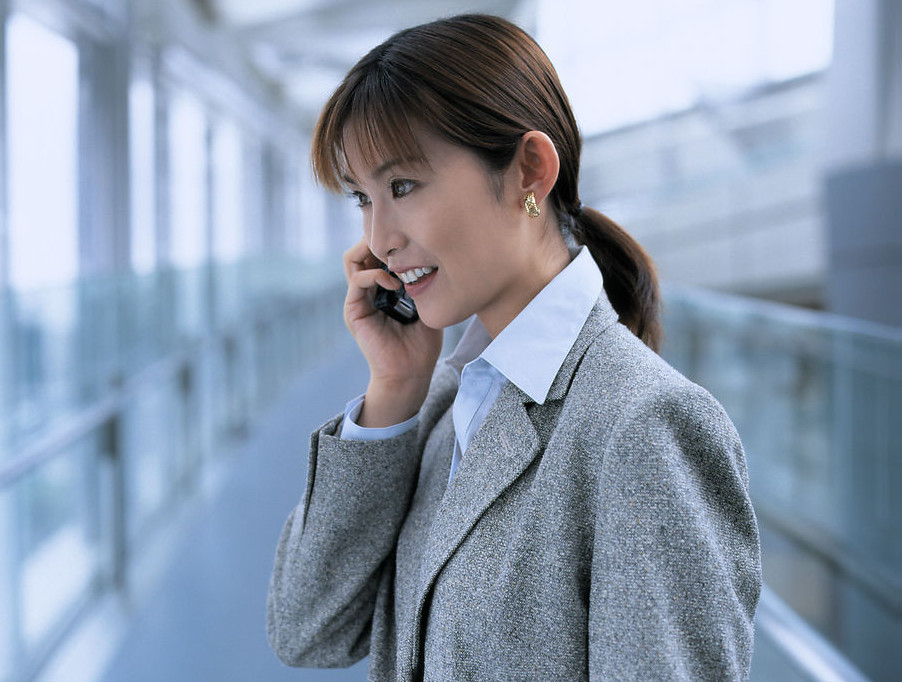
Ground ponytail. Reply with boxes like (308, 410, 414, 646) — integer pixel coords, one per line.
(571, 207, 662, 352)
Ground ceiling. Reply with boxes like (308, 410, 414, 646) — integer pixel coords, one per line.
(204, 0, 537, 118)
(192, 0, 835, 135)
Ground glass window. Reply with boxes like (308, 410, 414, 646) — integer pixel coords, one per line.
(6, 11, 84, 455)
(6, 13, 79, 290)
(168, 91, 209, 338)
(168, 91, 208, 268)
(211, 117, 244, 262)
(2, 16, 102, 676)
(5, 13, 81, 442)
(129, 78, 157, 274)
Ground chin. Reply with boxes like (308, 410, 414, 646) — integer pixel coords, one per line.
(415, 305, 469, 331)
(415, 311, 447, 330)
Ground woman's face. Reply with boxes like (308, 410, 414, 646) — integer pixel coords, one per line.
(342, 128, 567, 336)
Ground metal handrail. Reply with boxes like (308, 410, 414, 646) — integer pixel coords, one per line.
(756, 497, 902, 615)
(0, 395, 119, 490)
(756, 586, 872, 682)
(663, 282, 902, 342)
(0, 298, 295, 491)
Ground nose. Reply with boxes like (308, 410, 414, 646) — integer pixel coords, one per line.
(365, 202, 405, 261)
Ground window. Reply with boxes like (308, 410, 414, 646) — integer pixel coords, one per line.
(129, 77, 157, 274)
(211, 117, 244, 262)
(7, 13, 79, 290)
(2, 13, 99, 674)
(168, 90, 208, 268)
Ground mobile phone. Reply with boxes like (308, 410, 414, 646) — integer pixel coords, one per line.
(374, 263, 418, 324)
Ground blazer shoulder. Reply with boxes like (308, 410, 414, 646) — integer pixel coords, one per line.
(570, 322, 741, 451)
(578, 321, 703, 399)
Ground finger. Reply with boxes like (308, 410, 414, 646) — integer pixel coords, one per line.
(343, 238, 381, 281)
(343, 238, 371, 280)
(346, 268, 400, 306)
(344, 271, 401, 329)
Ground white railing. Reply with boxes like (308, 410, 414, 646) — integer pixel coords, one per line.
(662, 285, 901, 682)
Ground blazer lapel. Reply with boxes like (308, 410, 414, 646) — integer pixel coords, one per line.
(418, 380, 539, 591)
(398, 382, 539, 678)
(402, 294, 621, 675)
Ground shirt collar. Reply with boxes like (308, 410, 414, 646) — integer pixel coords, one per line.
(446, 246, 604, 404)
(445, 316, 493, 377)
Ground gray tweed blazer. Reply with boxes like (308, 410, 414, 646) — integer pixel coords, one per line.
(267, 293, 761, 681)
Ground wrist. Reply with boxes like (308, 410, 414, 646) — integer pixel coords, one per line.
(359, 376, 430, 428)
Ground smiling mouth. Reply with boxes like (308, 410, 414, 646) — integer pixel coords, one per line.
(395, 266, 436, 285)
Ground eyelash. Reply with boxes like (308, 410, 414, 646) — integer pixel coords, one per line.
(346, 179, 417, 209)
(390, 178, 416, 199)
(347, 190, 370, 208)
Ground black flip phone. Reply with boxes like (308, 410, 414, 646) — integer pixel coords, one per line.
(374, 263, 418, 324)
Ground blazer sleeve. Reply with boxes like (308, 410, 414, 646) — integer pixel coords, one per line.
(589, 381, 761, 681)
(266, 413, 422, 668)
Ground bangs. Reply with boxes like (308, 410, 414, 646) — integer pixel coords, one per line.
(312, 68, 428, 191)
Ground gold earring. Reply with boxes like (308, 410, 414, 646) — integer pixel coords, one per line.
(524, 191, 541, 218)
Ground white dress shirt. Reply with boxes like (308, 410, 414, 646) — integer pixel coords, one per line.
(341, 246, 604, 481)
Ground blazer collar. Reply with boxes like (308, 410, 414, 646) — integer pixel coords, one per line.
(546, 291, 619, 402)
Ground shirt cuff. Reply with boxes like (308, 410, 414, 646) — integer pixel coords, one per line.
(340, 394, 419, 441)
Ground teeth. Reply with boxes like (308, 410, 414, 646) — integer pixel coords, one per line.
(397, 266, 434, 284)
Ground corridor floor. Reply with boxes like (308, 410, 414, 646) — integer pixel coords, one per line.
(100, 338, 370, 682)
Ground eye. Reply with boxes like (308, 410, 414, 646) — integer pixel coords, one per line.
(346, 190, 371, 209)
(390, 179, 416, 199)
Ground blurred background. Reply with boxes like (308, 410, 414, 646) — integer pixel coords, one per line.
(0, 0, 898, 681)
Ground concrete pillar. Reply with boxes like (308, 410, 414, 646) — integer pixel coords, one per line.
(823, 0, 902, 326)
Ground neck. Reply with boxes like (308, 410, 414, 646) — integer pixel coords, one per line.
(479, 229, 571, 338)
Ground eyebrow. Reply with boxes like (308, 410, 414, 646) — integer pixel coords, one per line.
(342, 157, 426, 187)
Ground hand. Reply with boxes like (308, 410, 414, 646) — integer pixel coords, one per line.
(343, 238, 443, 427)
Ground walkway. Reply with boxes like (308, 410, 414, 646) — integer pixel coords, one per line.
(99, 338, 369, 682)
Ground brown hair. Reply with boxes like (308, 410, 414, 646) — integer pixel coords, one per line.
(312, 14, 661, 350)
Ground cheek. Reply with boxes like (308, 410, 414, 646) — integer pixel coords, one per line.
(415, 184, 510, 276)
(415, 210, 466, 261)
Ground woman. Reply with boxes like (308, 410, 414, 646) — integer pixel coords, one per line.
(267, 14, 760, 681)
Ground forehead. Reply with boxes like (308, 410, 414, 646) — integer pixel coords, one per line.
(340, 120, 432, 183)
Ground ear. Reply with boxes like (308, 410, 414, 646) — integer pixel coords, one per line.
(514, 130, 560, 206)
